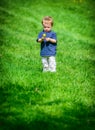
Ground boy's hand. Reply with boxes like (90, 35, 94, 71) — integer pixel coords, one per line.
(41, 37, 45, 40)
(38, 38, 43, 42)
(45, 38, 50, 41)
(41, 33, 46, 40)
(46, 38, 56, 43)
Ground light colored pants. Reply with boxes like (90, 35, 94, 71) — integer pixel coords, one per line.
(42, 56, 56, 72)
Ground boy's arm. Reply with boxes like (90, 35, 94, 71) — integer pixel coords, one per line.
(45, 38, 56, 43)
(37, 34, 46, 43)
(37, 33, 57, 43)
(37, 38, 43, 43)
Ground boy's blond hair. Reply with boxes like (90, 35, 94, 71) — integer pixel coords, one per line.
(42, 16, 53, 26)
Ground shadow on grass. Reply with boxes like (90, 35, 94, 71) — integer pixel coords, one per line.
(0, 105, 95, 130)
(0, 83, 95, 130)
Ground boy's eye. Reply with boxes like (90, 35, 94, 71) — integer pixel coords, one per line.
(44, 27, 50, 28)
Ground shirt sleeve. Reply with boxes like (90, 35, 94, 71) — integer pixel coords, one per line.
(51, 32, 57, 42)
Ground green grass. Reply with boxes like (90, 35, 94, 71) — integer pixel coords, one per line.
(0, 0, 95, 130)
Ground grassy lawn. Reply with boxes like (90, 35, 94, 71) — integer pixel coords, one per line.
(0, 0, 95, 129)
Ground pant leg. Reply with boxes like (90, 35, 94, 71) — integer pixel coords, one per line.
(42, 57, 49, 72)
(48, 56, 56, 72)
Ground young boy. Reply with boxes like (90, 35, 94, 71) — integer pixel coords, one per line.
(37, 16, 57, 72)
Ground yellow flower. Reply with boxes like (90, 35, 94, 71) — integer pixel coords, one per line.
(43, 33, 46, 37)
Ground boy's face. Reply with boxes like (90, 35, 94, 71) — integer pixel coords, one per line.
(43, 21, 52, 32)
